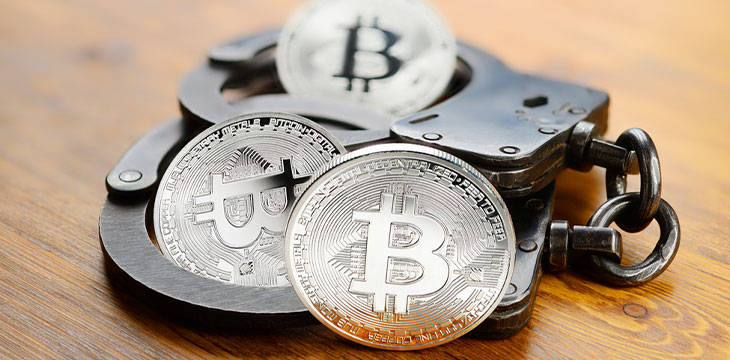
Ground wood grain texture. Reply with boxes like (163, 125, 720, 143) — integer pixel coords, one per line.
(1, 0, 729, 358)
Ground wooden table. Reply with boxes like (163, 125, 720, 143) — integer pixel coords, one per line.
(1, 0, 728, 358)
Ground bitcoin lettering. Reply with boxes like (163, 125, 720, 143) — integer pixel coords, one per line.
(277, 0, 457, 116)
(333, 16, 402, 93)
(154, 113, 344, 286)
(349, 193, 448, 314)
(286, 144, 515, 350)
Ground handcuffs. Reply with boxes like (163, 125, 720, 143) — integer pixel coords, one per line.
(99, 30, 680, 337)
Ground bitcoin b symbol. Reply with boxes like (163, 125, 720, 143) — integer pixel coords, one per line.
(193, 158, 308, 249)
(334, 16, 402, 93)
(349, 193, 448, 314)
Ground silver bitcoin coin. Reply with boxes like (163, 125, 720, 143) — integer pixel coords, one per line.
(276, 0, 457, 117)
(286, 144, 515, 350)
(154, 112, 345, 286)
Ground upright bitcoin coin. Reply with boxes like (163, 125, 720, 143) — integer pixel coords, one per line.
(154, 112, 344, 286)
(277, 0, 457, 117)
(286, 144, 515, 350)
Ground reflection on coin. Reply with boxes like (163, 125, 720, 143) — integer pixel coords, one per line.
(286, 144, 515, 350)
(154, 112, 345, 286)
(277, 0, 457, 117)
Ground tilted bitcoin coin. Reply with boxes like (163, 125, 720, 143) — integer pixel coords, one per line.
(154, 112, 345, 286)
(286, 144, 515, 349)
(276, 0, 457, 117)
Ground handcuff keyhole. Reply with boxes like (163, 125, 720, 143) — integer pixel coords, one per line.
(523, 95, 548, 108)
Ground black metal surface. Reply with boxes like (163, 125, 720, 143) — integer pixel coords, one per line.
(392, 43, 609, 170)
(99, 196, 315, 328)
(546, 220, 569, 272)
(472, 183, 554, 338)
(545, 222, 623, 273)
(566, 121, 601, 172)
(567, 121, 638, 174)
(606, 128, 662, 232)
(207, 29, 280, 65)
(105, 119, 192, 198)
(571, 226, 622, 263)
(586, 140, 638, 174)
(586, 193, 680, 286)
(391, 45, 609, 197)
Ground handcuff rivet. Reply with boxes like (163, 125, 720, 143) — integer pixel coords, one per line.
(539, 127, 558, 135)
(119, 170, 142, 183)
(569, 107, 587, 115)
(499, 146, 520, 154)
(523, 95, 548, 108)
(519, 240, 537, 252)
(422, 132, 442, 141)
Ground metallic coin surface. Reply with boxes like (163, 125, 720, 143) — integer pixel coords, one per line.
(154, 112, 345, 286)
(276, 0, 457, 117)
(286, 144, 515, 350)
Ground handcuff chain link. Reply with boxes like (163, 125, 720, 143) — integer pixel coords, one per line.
(585, 128, 679, 285)
(549, 125, 680, 286)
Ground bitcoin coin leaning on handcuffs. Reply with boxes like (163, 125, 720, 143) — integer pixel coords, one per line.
(276, 0, 457, 117)
(286, 144, 516, 350)
(153, 112, 345, 285)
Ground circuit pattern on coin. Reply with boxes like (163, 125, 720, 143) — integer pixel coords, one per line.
(154, 113, 344, 286)
(277, 0, 457, 117)
(286, 144, 515, 349)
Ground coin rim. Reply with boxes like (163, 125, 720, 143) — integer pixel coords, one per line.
(276, 0, 458, 117)
(152, 111, 346, 280)
(285, 143, 516, 350)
